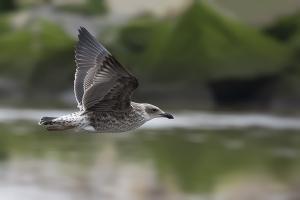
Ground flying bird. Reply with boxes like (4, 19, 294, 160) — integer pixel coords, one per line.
(39, 27, 173, 132)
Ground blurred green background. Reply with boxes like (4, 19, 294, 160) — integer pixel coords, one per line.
(1, 0, 300, 111)
(1, 0, 300, 199)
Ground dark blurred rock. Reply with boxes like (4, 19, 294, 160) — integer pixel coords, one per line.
(209, 75, 277, 109)
(0, 0, 17, 13)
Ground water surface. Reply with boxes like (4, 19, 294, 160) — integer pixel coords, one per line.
(0, 120, 300, 200)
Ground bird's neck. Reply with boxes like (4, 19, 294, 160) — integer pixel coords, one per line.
(130, 102, 150, 121)
(131, 102, 144, 112)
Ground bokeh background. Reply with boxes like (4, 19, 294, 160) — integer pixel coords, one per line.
(1, 0, 300, 199)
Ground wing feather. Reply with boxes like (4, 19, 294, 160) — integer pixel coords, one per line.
(74, 27, 138, 112)
(74, 27, 111, 109)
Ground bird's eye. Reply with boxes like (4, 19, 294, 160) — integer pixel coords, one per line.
(151, 108, 158, 112)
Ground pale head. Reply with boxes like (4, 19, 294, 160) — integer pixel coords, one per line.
(141, 103, 174, 120)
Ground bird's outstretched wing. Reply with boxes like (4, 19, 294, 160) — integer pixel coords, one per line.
(74, 27, 138, 111)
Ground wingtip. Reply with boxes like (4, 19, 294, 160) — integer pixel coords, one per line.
(78, 26, 88, 36)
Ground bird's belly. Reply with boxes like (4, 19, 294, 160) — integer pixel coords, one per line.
(82, 125, 96, 132)
(89, 112, 146, 133)
(93, 120, 143, 133)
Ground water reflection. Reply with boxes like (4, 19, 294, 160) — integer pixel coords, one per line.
(0, 123, 300, 199)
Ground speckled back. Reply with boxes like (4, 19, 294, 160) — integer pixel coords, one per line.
(88, 105, 147, 133)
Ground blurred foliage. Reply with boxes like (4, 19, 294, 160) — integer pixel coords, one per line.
(109, 15, 173, 78)
(57, 0, 107, 15)
(0, 30, 37, 78)
(157, 1, 290, 82)
(0, 20, 74, 96)
(29, 47, 74, 93)
(0, 0, 17, 13)
(109, 0, 297, 110)
(0, 14, 11, 34)
(114, 1, 291, 83)
(0, 0, 300, 110)
(264, 11, 300, 109)
(265, 11, 300, 42)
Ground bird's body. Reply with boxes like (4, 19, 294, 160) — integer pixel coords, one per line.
(39, 27, 173, 133)
(45, 102, 147, 132)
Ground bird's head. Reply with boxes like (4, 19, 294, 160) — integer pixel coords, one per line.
(142, 103, 174, 120)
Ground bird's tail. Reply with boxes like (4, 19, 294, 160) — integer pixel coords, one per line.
(39, 116, 74, 131)
(39, 117, 56, 125)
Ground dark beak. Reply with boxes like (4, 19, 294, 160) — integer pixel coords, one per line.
(160, 113, 174, 119)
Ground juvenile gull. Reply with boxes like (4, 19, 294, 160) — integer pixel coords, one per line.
(39, 27, 173, 132)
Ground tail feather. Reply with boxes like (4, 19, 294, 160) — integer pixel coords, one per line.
(39, 117, 56, 125)
(39, 116, 75, 131)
